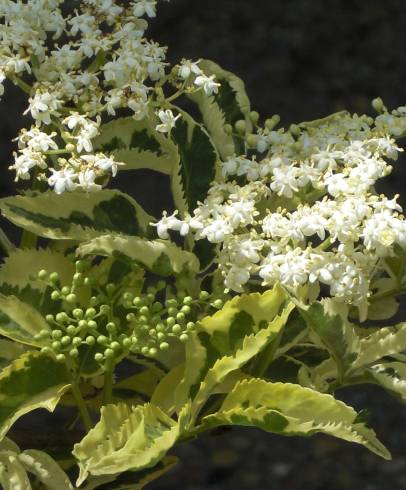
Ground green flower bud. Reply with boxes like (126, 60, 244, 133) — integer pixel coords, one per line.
(69, 348, 79, 358)
(159, 342, 170, 351)
(141, 346, 149, 355)
(37, 269, 47, 280)
(84, 277, 94, 287)
(235, 119, 246, 134)
(61, 336, 71, 346)
(97, 335, 108, 345)
(157, 332, 165, 341)
(122, 338, 132, 348)
(66, 293, 77, 304)
(183, 296, 193, 305)
(45, 314, 54, 323)
(166, 317, 176, 327)
(56, 312, 68, 323)
(66, 325, 76, 336)
(372, 97, 385, 113)
(149, 347, 158, 356)
(90, 296, 98, 307)
(172, 324, 182, 334)
(49, 272, 59, 283)
(212, 299, 224, 309)
(99, 304, 110, 315)
(126, 313, 135, 322)
(179, 333, 189, 343)
(152, 302, 163, 312)
(75, 260, 87, 273)
(94, 353, 104, 362)
(51, 341, 61, 351)
(105, 283, 115, 294)
(199, 290, 210, 300)
(85, 336, 96, 346)
(156, 322, 165, 332)
(39, 329, 49, 338)
(73, 308, 84, 319)
(149, 328, 157, 337)
(168, 307, 177, 316)
(104, 348, 114, 359)
(246, 134, 258, 148)
(139, 306, 149, 315)
(85, 307, 96, 319)
(132, 296, 143, 306)
(250, 111, 260, 124)
(165, 298, 177, 307)
(56, 354, 66, 363)
(72, 337, 82, 347)
(73, 272, 83, 285)
(51, 330, 63, 340)
(78, 319, 88, 329)
(181, 305, 191, 314)
(61, 286, 70, 296)
(176, 312, 185, 322)
(123, 292, 133, 301)
(131, 336, 138, 345)
(51, 291, 60, 301)
(87, 320, 97, 329)
(41, 347, 52, 356)
(186, 321, 195, 331)
(110, 341, 120, 351)
(146, 293, 155, 302)
(106, 322, 117, 334)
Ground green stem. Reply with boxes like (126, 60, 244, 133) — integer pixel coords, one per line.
(7, 74, 32, 94)
(70, 383, 92, 432)
(102, 363, 115, 406)
(0, 227, 14, 255)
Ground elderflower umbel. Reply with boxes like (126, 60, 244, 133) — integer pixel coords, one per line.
(2, 0, 219, 192)
(155, 108, 406, 318)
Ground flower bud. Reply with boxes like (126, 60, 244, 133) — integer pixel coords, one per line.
(250, 111, 260, 124)
(37, 269, 47, 280)
(235, 119, 246, 134)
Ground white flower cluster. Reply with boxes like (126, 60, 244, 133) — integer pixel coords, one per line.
(154, 109, 406, 316)
(2, 0, 218, 191)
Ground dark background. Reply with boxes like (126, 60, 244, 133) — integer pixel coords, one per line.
(2, 1, 406, 489)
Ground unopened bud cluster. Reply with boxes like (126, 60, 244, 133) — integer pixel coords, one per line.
(35, 260, 224, 366)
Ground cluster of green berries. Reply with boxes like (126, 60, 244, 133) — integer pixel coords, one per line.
(34, 260, 224, 365)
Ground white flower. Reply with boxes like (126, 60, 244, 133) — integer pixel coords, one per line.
(77, 168, 101, 192)
(155, 109, 180, 133)
(270, 165, 308, 198)
(224, 266, 251, 292)
(194, 74, 220, 96)
(48, 167, 77, 194)
(132, 0, 157, 18)
(178, 59, 202, 79)
(24, 91, 63, 126)
(152, 211, 183, 239)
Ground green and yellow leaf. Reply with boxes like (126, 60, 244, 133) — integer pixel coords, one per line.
(73, 403, 179, 486)
(202, 378, 390, 460)
(0, 351, 70, 440)
(77, 234, 200, 276)
(0, 189, 153, 240)
(0, 294, 50, 347)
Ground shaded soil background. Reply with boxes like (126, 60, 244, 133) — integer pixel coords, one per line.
(1, 0, 406, 489)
